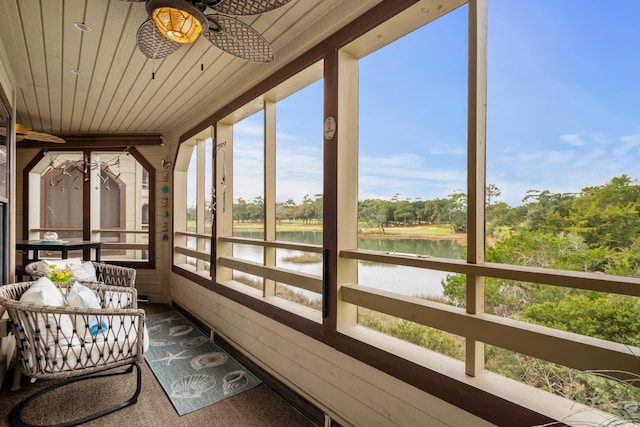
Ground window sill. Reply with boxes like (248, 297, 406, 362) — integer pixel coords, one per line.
(339, 324, 620, 425)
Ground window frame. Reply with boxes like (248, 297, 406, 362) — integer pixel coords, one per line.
(173, 130, 214, 280)
(22, 146, 155, 269)
(0, 84, 11, 284)
(173, 0, 640, 424)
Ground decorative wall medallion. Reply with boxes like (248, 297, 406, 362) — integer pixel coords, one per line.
(324, 116, 336, 140)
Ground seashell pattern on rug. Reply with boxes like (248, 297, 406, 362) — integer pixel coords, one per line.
(191, 352, 229, 370)
(181, 335, 208, 348)
(171, 374, 217, 398)
(223, 370, 249, 395)
(169, 324, 194, 336)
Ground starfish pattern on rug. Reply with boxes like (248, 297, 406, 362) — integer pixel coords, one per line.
(150, 349, 192, 366)
(154, 314, 183, 324)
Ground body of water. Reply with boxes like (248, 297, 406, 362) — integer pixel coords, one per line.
(230, 230, 464, 299)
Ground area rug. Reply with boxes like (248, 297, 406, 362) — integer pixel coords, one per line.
(145, 310, 262, 416)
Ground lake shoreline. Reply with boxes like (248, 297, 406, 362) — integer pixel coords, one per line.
(234, 221, 467, 242)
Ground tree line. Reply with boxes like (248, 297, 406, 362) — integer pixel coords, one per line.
(229, 186, 494, 231)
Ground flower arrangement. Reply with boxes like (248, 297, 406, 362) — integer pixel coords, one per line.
(46, 263, 75, 282)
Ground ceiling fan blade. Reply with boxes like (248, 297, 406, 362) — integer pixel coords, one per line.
(15, 123, 32, 134)
(203, 15, 275, 63)
(211, 0, 293, 16)
(20, 131, 66, 143)
(136, 19, 181, 59)
(1, 125, 65, 143)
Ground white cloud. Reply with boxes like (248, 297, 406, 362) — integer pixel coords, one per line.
(359, 153, 466, 201)
(232, 140, 323, 204)
(613, 133, 640, 156)
(560, 133, 584, 146)
(620, 133, 640, 144)
(488, 133, 640, 206)
(427, 145, 466, 156)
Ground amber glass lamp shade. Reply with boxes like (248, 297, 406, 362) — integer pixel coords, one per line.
(152, 6, 203, 44)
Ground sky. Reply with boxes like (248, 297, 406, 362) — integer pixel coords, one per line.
(197, 0, 640, 209)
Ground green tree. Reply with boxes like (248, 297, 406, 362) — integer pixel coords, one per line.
(275, 200, 291, 224)
(312, 194, 323, 223)
(486, 201, 523, 236)
(295, 194, 314, 224)
(422, 198, 445, 225)
(447, 190, 466, 232)
(568, 175, 640, 249)
(520, 293, 640, 346)
(359, 199, 390, 232)
(247, 196, 264, 222)
(486, 183, 502, 206)
(233, 197, 247, 222)
(413, 198, 425, 224)
(394, 199, 415, 225)
(522, 190, 576, 234)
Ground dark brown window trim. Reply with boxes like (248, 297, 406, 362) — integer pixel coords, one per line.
(172, 265, 215, 291)
(17, 133, 162, 149)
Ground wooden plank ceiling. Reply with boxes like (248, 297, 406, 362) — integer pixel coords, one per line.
(0, 0, 381, 137)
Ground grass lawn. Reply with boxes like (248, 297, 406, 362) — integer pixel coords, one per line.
(232, 221, 465, 240)
(360, 224, 460, 238)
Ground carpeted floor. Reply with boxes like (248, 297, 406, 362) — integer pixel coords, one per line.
(0, 304, 317, 427)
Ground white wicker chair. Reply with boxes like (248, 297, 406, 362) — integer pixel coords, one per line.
(25, 261, 136, 288)
(0, 281, 146, 426)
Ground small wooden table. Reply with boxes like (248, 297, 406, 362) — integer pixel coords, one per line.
(16, 240, 102, 263)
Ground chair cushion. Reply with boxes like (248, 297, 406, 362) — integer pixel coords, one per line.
(9, 281, 146, 377)
(66, 282, 109, 340)
(21, 314, 148, 374)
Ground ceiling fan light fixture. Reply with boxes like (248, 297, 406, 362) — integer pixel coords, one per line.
(153, 7, 201, 43)
(146, 0, 208, 44)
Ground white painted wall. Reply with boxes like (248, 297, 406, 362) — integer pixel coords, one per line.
(170, 275, 494, 427)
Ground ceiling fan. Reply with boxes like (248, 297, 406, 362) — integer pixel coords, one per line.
(0, 124, 65, 143)
(124, 0, 293, 63)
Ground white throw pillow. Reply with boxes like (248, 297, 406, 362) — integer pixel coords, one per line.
(70, 261, 97, 282)
(19, 277, 77, 348)
(67, 281, 108, 340)
(36, 258, 83, 275)
(20, 276, 65, 306)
